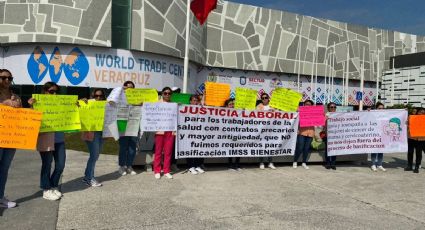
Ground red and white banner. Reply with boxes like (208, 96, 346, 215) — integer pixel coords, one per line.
(176, 105, 299, 158)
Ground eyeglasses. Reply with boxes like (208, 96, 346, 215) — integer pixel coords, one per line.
(47, 89, 57, 94)
(163, 92, 171, 96)
(329, 106, 336, 109)
(0, 76, 13, 82)
(262, 97, 269, 100)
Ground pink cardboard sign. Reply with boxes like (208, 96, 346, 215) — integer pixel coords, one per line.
(299, 105, 325, 127)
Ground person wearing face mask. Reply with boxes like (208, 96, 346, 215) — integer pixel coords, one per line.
(186, 95, 206, 175)
(370, 102, 386, 172)
(256, 93, 276, 170)
(28, 82, 67, 201)
(80, 89, 107, 187)
(323, 102, 337, 170)
(0, 69, 22, 208)
(153, 87, 176, 179)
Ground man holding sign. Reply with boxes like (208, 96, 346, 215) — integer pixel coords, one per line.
(107, 81, 140, 176)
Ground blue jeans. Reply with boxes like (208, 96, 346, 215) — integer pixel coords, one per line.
(371, 153, 383, 166)
(259, 157, 272, 163)
(323, 138, 336, 166)
(85, 132, 103, 180)
(118, 136, 137, 167)
(39, 142, 66, 190)
(294, 135, 313, 163)
(0, 148, 16, 199)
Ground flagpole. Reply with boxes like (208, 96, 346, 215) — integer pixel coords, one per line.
(359, 47, 365, 111)
(324, 56, 328, 104)
(310, 50, 315, 100)
(296, 17, 301, 92)
(376, 50, 380, 104)
(182, 0, 191, 93)
(330, 50, 335, 102)
(314, 40, 318, 103)
(345, 44, 350, 106)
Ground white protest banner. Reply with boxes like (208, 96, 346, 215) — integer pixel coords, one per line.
(327, 109, 408, 156)
(102, 103, 119, 140)
(141, 102, 178, 132)
(177, 105, 299, 158)
(124, 106, 142, 137)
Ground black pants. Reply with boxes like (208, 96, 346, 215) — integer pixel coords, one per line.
(228, 158, 240, 169)
(323, 137, 336, 166)
(187, 158, 204, 168)
(408, 139, 424, 167)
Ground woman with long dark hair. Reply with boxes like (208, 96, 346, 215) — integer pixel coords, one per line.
(81, 89, 107, 186)
(0, 69, 21, 208)
(28, 81, 66, 201)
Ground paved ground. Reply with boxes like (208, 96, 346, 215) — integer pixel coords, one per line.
(1, 150, 425, 230)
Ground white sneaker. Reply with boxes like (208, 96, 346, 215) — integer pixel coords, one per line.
(0, 197, 16, 208)
(189, 167, 198, 175)
(377, 166, 386, 172)
(371, 165, 377, 172)
(293, 162, 298, 169)
(154, 173, 161, 179)
(268, 163, 276, 170)
(43, 190, 60, 201)
(127, 166, 137, 175)
(302, 163, 309, 170)
(52, 188, 63, 197)
(259, 163, 265, 169)
(164, 173, 173, 179)
(195, 167, 205, 174)
(118, 166, 127, 176)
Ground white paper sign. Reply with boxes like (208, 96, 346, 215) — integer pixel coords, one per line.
(102, 103, 119, 140)
(124, 106, 142, 137)
(141, 102, 178, 132)
(176, 105, 299, 158)
(327, 110, 408, 156)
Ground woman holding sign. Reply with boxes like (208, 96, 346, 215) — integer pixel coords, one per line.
(370, 102, 386, 172)
(153, 87, 175, 179)
(256, 93, 276, 170)
(186, 95, 206, 175)
(411, 108, 425, 173)
(81, 89, 106, 187)
(293, 100, 315, 170)
(28, 82, 67, 201)
(225, 98, 242, 171)
(0, 69, 21, 208)
(406, 107, 419, 172)
(323, 102, 337, 170)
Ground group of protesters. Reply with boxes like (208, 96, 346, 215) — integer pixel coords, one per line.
(0, 68, 423, 209)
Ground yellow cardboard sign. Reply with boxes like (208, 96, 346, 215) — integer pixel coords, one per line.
(205, 82, 231, 107)
(124, 88, 158, 105)
(0, 105, 42, 150)
(78, 100, 107, 131)
(33, 94, 81, 132)
(234, 87, 257, 110)
(269, 88, 302, 112)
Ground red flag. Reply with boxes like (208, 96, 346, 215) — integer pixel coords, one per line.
(190, 0, 217, 25)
